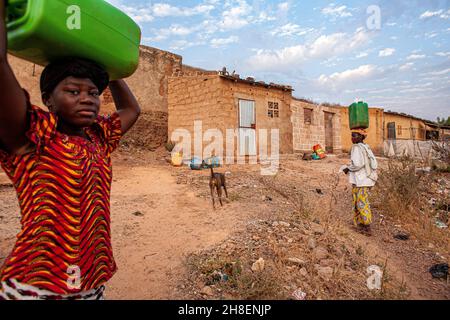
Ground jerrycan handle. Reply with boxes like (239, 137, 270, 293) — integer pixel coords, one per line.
(5, 0, 28, 25)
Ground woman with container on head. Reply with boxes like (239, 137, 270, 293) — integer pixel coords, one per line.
(341, 101, 378, 236)
(0, 0, 141, 299)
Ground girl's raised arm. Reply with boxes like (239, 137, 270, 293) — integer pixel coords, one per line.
(0, 1, 30, 154)
(108, 79, 141, 135)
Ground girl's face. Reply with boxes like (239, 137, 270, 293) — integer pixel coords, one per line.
(44, 76, 101, 128)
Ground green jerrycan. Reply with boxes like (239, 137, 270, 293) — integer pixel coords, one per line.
(6, 0, 141, 80)
(349, 101, 369, 130)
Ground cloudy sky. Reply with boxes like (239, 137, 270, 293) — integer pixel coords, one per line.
(106, 0, 450, 121)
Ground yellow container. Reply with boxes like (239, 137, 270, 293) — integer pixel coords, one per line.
(171, 152, 183, 167)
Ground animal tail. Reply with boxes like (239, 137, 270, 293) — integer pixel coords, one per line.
(210, 165, 215, 176)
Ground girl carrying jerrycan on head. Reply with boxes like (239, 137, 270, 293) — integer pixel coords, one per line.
(0, 0, 141, 299)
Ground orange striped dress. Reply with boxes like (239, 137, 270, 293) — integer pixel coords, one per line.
(0, 104, 122, 295)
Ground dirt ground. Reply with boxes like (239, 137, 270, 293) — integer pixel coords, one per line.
(0, 148, 449, 300)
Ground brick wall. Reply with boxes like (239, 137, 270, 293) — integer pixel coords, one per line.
(102, 46, 182, 149)
(291, 99, 342, 154)
(168, 74, 293, 160)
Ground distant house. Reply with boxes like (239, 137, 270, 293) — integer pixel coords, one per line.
(291, 99, 342, 154)
(383, 111, 428, 141)
(168, 70, 294, 162)
(340, 108, 448, 157)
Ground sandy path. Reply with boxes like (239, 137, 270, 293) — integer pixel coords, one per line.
(106, 164, 242, 299)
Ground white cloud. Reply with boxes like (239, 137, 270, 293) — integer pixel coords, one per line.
(399, 62, 414, 71)
(149, 24, 197, 42)
(116, 5, 154, 23)
(322, 4, 353, 18)
(356, 52, 369, 59)
(425, 31, 439, 39)
(420, 10, 443, 19)
(254, 11, 276, 23)
(379, 48, 396, 57)
(428, 68, 450, 76)
(210, 36, 239, 48)
(106, 1, 216, 23)
(278, 2, 290, 12)
(270, 24, 315, 37)
(152, 3, 214, 17)
(420, 9, 450, 20)
(165, 25, 195, 36)
(368, 88, 394, 94)
(317, 65, 380, 90)
(218, 0, 252, 30)
(436, 52, 450, 57)
(406, 54, 426, 60)
(169, 40, 205, 51)
(248, 28, 371, 71)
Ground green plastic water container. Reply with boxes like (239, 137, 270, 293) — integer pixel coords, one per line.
(349, 101, 369, 129)
(6, 0, 141, 80)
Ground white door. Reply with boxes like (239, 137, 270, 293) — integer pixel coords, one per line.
(238, 100, 256, 156)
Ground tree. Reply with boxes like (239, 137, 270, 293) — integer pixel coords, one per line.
(437, 116, 450, 126)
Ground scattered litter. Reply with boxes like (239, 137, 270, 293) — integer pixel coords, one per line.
(313, 144, 327, 160)
(189, 157, 203, 170)
(171, 152, 183, 167)
(435, 220, 448, 229)
(132, 211, 144, 217)
(292, 288, 307, 300)
(286, 258, 306, 266)
(415, 167, 431, 174)
(211, 271, 229, 282)
(251, 258, 265, 272)
(394, 232, 410, 241)
(299, 268, 308, 277)
(302, 153, 312, 161)
(429, 263, 448, 279)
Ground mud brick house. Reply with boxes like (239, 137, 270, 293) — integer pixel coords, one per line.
(168, 71, 294, 162)
(291, 99, 342, 154)
(8, 45, 182, 151)
(340, 108, 448, 157)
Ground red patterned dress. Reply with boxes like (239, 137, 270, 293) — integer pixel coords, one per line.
(0, 103, 122, 295)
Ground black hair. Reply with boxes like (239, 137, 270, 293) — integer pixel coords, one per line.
(40, 57, 110, 97)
